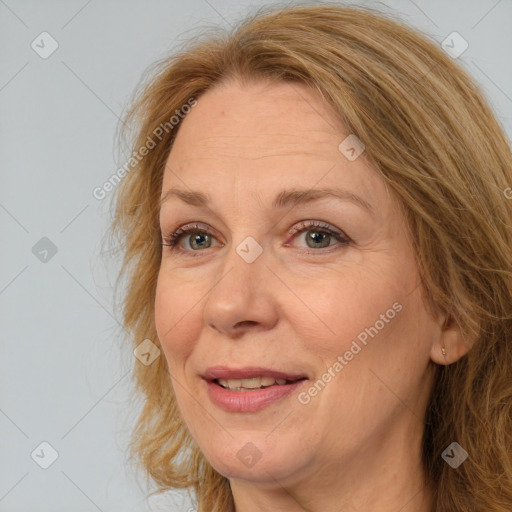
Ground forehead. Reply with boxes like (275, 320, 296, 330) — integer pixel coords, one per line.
(161, 79, 384, 206)
(170, 79, 345, 156)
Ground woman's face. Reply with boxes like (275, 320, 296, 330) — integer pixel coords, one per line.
(155, 78, 444, 496)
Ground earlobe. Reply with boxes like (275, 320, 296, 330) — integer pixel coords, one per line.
(431, 342, 450, 365)
(430, 315, 474, 365)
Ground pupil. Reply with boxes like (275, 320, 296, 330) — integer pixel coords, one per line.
(307, 231, 329, 248)
(191, 233, 210, 250)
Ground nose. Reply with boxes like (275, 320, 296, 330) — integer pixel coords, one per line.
(202, 239, 279, 339)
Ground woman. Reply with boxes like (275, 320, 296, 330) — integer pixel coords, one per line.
(109, 4, 512, 511)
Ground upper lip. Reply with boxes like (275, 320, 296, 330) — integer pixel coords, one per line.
(203, 366, 308, 381)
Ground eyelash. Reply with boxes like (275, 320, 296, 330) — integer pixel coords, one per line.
(160, 220, 351, 257)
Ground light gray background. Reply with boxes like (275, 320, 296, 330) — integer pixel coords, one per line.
(1, 1, 511, 511)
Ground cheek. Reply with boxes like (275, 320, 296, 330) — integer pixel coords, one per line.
(293, 261, 429, 408)
(291, 267, 404, 357)
(305, 290, 433, 443)
(154, 272, 202, 367)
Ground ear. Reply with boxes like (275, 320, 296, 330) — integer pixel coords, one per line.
(430, 314, 474, 365)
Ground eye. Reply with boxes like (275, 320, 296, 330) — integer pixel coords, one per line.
(286, 220, 351, 253)
(161, 222, 218, 255)
(160, 220, 351, 255)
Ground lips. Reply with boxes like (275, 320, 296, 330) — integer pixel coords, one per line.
(201, 366, 309, 412)
(202, 365, 308, 382)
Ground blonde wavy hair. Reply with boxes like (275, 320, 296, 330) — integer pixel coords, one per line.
(108, 3, 512, 511)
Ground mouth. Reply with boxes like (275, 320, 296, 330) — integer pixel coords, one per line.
(213, 375, 307, 392)
(203, 365, 308, 390)
(202, 366, 309, 410)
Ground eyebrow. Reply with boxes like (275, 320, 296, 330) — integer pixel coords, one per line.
(159, 186, 374, 216)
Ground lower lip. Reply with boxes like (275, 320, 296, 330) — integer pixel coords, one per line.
(205, 379, 306, 412)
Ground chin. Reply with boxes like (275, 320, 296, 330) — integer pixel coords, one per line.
(201, 437, 310, 485)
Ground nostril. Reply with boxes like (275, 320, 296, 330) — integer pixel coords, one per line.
(235, 321, 257, 328)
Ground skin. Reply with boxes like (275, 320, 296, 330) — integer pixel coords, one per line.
(154, 78, 469, 512)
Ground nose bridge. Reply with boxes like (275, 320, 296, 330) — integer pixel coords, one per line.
(219, 199, 267, 269)
(217, 231, 266, 291)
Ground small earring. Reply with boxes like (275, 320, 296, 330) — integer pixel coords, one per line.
(441, 345, 447, 356)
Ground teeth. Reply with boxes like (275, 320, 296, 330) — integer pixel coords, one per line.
(216, 376, 291, 390)
(261, 376, 276, 386)
(217, 378, 241, 389)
